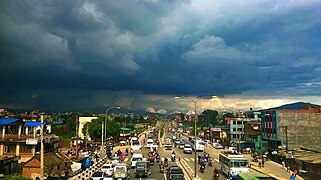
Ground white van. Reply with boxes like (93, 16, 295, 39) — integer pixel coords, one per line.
(131, 137, 141, 154)
(131, 154, 143, 168)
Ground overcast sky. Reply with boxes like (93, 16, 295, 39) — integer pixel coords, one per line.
(1, 0, 321, 113)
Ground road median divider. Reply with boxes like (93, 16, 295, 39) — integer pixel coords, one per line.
(177, 158, 200, 180)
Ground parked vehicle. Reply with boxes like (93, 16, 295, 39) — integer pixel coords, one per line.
(166, 165, 184, 180)
(135, 161, 151, 178)
(113, 164, 131, 180)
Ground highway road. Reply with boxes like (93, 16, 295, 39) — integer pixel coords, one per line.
(105, 126, 180, 180)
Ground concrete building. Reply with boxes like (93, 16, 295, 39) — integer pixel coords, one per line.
(78, 116, 98, 140)
(228, 117, 244, 143)
(261, 105, 321, 151)
(0, 118, 58, 162)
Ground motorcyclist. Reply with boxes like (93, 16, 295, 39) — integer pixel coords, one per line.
(125, 148, 128, 156)
(208, 157, 213, 166)
(172, 151, 176, 155)
(171, 153, 176, 161)
(164, 157, 168, 167)
(213, 168, 220, 179)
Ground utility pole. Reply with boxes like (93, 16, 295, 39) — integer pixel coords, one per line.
(40, 114, 44, 180)
(76, 115, 79, 160)
(285, 126, 288, 169)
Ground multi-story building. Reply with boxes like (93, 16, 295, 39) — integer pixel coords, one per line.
(228, 117, 244, 143)
(261, 104, 321, 151)
(0, 118, 59, 166)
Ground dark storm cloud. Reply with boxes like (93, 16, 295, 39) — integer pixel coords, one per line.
(1, 0, 321, 111)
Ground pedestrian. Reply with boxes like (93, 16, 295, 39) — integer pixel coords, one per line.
(282, 160, 285, 169)
(290, 173, 295, 180)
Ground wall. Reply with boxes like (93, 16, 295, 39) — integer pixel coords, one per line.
(278, 110, 321, 150)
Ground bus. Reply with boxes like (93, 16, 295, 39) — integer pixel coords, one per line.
(219, 151, 249, 176)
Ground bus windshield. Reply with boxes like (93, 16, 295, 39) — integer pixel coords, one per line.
(231, 160, 249, 167)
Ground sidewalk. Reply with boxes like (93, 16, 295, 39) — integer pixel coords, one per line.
(249, 159, 304, 180)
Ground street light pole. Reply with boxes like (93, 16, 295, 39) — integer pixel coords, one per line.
(193, 99, 198, 179)
(104, 106, 120, 147)
(174, 96, 216, 179)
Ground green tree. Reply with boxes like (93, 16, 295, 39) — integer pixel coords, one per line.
(201, 109, 219, 126)
(106, 120, 121, 140)
(87, 118, 103, 142)
(82, 122, 89, 137)
(61, 113, 77, 139)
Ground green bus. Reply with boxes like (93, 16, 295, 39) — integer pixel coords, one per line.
(237, 172, 277, 180)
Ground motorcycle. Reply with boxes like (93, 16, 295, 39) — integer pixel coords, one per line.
(156, 156, 160, 163)
(171, 155, 176, 162)
(164, 161, 168, 167)
(213, 173, 219, 180)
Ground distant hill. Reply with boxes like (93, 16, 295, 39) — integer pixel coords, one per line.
(265, 102, 321, 111)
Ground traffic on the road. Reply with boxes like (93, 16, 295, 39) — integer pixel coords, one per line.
(86, 122, 275, 180)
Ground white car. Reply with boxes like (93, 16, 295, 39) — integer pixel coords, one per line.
(131, 154, 143, 168)
(111, 157, 120, 166)
(179, 143, 185, 149)
(183, 144, 193, 154)
(101, 163, 113, 177)
(146, 139, 154, 148)
(90, 172, 104, 180)
(213, 143, 224, 149)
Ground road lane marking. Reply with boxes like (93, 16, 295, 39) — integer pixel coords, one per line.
(214, 158, 219, 162)
(184, 158, 190, 161)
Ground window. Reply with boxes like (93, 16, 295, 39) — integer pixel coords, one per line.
(233, 121, 236, 125)
(233, 128, 236, 132)
(4, 145, 16, 153)
(20, 146, 33, 153)
(237, 128, 242, 132)
(237, 121, 242, 125)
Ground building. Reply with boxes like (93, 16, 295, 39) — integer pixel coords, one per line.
(243, 121, 262, 153)
(0, 155, 20, 175)
(78, 116, 98, 140)
(228, 117, 244, 143)
(261, 104, 321, 151)
(0, 118, 59, 167)
(22, 152, 72, 179)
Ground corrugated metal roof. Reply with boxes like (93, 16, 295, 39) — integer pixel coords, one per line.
(24, 121, 46, 127)
(0, 118, 19, 125)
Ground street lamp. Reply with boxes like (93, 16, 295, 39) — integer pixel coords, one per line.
(174, 96, 215, 179)
(103, 106, 120, 147)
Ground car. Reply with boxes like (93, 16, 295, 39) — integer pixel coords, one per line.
(101, 163, 113, 177)
(212, 142, 224, 149)
(131, 153, 143, 168)
(113, 164, 131, 180)
(146, 139, 154, 148)
(179, 142, 185, 149)
(183, 144, 193, 154)
(166, 165, 184, 180)
(111, 157, 120, 166)
(90, 172, 105, 180)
